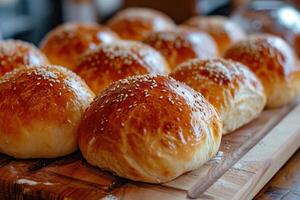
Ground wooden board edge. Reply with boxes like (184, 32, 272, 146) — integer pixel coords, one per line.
(218, 104, 300, 200)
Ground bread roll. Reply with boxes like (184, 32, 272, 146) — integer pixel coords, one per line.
(170, 58, 266, 134)
(231, 1, 300, 57)
(143, 27, 218, 69)
(0, 66, 95, 158)
(184, 16, 246, 54)
(78, 75, 222, 183)
(40, 22, 119, 70)
(0, 40, 49, 77)
(107, 7, 175, 41)
(74, 41, 170, 94)
(224, 34, 300, 108)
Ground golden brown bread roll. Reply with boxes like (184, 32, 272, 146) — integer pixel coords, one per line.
(0, 40, 49, 77)
(40, 22, 119, 70)
(0, 66, 95, 158)
(78, 75, 222, 183)
(184, 16, 246, 54)
(143, 27, 218, 69)
(107, 7, 176, 41)
(74, 41, 170, 94)
(170, 58, 266, 134)
(224, 34, 300, 108)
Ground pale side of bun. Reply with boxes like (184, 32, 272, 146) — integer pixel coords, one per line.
(0, 40, 49, 77)
(74, 41, 170, 94)
(107, 7, 175, 41)
(170, 58, 266, 134)
(143, 27, 218, 69)
(184, 16, 246, 54)
(224, 34, 300, 108)
(78, 75, 222, 183)
(40, 22, 119, 70)
(0, 66, 95, 158)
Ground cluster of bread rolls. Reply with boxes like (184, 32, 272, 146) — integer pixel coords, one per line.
(0, 7, 299, 183)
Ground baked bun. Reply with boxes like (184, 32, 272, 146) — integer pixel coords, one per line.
(0, 40, 49, 77)
(224, 34, 300, 108)
(143, 27, 218, 69)
(184, 16, 246, 54)
(74, 41, 170, 94)
(78, 75, 222, 183)
(107, 7, 175, 41)
(0, 66, 95, 158)
(170, 58, 266, 134)
(40, 22, 119, 70)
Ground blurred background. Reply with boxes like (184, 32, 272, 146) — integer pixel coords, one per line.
(0, 0, 300, 45)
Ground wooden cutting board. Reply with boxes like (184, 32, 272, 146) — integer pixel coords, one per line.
(1, 102, 300, 200)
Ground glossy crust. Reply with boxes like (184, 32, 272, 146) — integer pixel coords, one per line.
(74, 41, 170, 94)
(107, 7, 175, 41)
(0, 40, 49, 77)
(224, 34, 300, 108)
(78, 75, 222, 183)
(143, 27, 218, 69)
(184, 16, 246, 54)
(40, 22, 119, 70)
(170, 58, 266, 134)
(0, 66, 95, 158)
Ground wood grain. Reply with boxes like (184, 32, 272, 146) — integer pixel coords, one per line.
(165, 103, 294, 192)
(0, 102, 299, 200)
(255, 149, 300, 200)
(237, 103, 300, 200)
(0, 153, 117, 199)
(188, 114, 275, 198)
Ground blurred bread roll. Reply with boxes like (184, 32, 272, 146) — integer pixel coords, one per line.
(231, 0, 300, 58)
(107, 7, 175, 41)
(74, 41, 170, 94)
(224, 34, 300, 108)
(184, 16, 246, 54)
(293, 33, 300, 58)
(78, 75, 222, 183)
(0, 40, 49, 77)
(40, 22, 119, 70)
(170, 58, 266, 134)
(0, 66, 95, 158)
(143, 27, 218, 69)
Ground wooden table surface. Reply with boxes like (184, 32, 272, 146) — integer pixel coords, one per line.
(255, 148, 300, 200)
